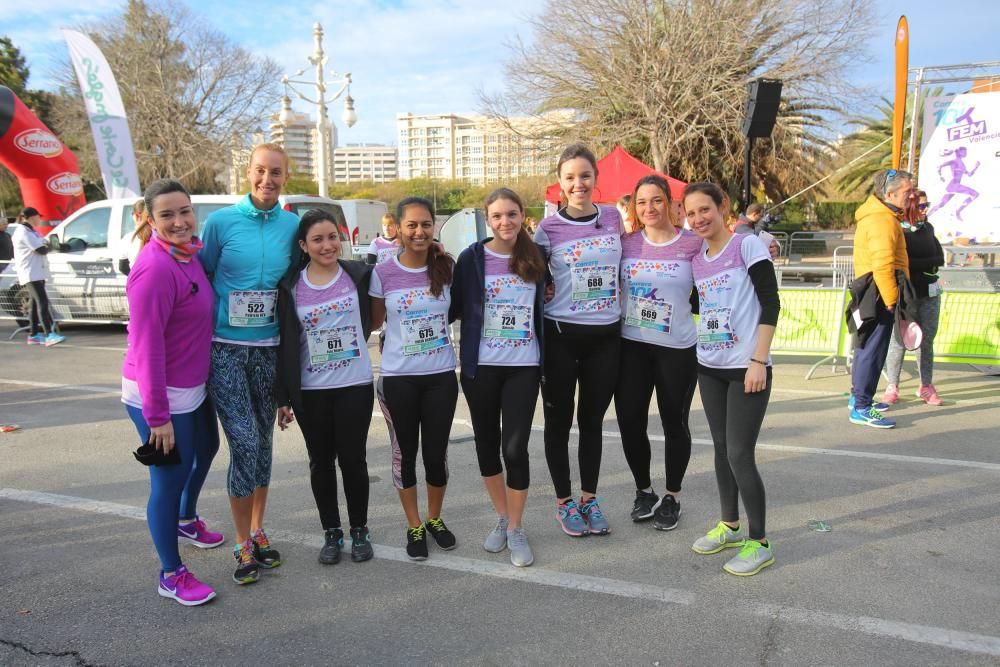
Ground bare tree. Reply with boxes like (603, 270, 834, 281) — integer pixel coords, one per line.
(49, 0, 281, 194)
(483, 0, 873, 202)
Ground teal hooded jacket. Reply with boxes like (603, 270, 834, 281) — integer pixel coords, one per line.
(199, 195, 299, 343)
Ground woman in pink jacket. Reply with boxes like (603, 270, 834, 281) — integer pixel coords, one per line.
(122, 179, 222, 606)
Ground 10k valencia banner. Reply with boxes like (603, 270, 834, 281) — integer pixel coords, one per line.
(62, 29, 141, 201)
(920, 92, 1000, 243)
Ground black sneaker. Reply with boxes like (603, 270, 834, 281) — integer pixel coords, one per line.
(653, 494, 681, 531)
(406, 525, 428, 560)
(319, 528, 343, 565)
(251, 528, 282, 568)
(350, 526, 374, 562)
(233, 540, 260, 585)
(630, 489, 660, 522)
(424, 517, 457, 550)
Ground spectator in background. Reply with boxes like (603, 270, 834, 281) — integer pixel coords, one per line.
(883, 189, 944, 406)
(848, 169, 913, 429)
(734, 203, 764, 234)
(0, 217, 14, 261)
(617, 194, 636, 233)
(118, 199, 151, 276)
(11, 207, 65, 346)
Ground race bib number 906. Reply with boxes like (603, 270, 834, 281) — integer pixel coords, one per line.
(698, 307, 735, 345)
(228, 290, 277, 327)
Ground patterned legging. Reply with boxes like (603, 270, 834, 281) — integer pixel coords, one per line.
(209, 342, 278, 498)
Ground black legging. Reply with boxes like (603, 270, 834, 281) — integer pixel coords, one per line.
(25, 280, 54, 336)
(542, 319, 620, 499)
(297, 384, 374, 529)
(377, 371, 458, 490)
(461, 365, 540, 491)
(697, 365, 772, 541)
(615, 339, 697, 493)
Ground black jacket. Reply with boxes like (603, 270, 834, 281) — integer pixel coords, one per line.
(450, 239, 546, 380)
(275, 259, 374, 415)
(902, 222, 944, 298)
(0, 231, 13, 261)
(847, 269, 919, 348)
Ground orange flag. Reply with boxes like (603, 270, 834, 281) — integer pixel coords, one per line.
(892, 16, 909, 169)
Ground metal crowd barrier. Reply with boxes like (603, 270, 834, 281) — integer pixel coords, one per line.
(773, 266, 850, 378)
(831, 245, 855, 290)
(769, 231, 789, 257)
(788, 231, 854, 258)
(0, 260, 129, 330)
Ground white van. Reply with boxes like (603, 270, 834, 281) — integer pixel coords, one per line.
(333, 199, 389, 250)
(0, 194, 347, 324)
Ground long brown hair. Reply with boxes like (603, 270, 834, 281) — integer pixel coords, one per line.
(904, 188, 928, 225)
(484, 188, 546, 284)
(628, 175, 676, 234)
(131, 199, 152, 248)
(396, 196, 453, 298)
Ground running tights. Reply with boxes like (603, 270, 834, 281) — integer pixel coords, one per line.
(541, 320, 620, 499)
(697, 365, 771, 541)
(377, 371, 458, 490)
(126, 398, 220, 572)
(615, 340, 697, 493)
(461, 365, 540, 491)
(297, 384, 374, 529)
(25, 280, 54, 336)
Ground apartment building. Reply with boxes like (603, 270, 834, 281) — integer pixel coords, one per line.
(396, 111, 572, 184)
(333, 144, 398, 184)
(268, 95, 337, 184)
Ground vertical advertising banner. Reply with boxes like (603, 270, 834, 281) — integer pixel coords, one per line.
(62, 29, 141, 201)
(920, 92, 1000, 243)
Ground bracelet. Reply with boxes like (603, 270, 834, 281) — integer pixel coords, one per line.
(750, 358, 767, 366)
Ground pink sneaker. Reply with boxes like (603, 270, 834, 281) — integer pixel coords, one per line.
(158, 565, 216, 606)
(917, 384, 943, 406)
(178, 516, 225, 548)
(882, 384, 899, 405)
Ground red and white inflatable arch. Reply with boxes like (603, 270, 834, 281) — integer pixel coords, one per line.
(0, 85, 85, 223)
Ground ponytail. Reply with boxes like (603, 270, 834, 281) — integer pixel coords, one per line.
(427, 241, 454, 298)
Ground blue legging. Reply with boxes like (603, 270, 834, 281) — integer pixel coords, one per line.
(127, 398, 220, 572)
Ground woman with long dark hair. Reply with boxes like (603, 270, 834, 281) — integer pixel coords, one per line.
(371, 196, 459, 560)
(275, 209, 376, 565)
(452, 188, 546, 566)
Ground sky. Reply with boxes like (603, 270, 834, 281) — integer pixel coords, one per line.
(3, 0, 999, 146)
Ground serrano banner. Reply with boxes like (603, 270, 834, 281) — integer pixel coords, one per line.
(919, 92, 1000, 243)
(62, 29, 141, 200)
(0, 85, 85, 222)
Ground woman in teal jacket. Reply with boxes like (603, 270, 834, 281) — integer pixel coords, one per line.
(200, 143, 300, 585)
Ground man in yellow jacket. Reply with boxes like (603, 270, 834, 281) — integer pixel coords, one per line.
(850, 169, 914, 429)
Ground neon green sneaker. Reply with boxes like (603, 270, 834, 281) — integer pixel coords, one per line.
(691, 521, 744, 554)
(722, 539, 775, 576)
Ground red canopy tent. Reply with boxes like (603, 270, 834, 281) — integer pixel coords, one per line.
(545, 145, 686, 204)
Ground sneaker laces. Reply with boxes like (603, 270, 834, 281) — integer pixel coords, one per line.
(866, 407, 886, 419)
(737, 539, 766, 559)
(189, 518, 206, 534)
(234, 542, 255, 566)
(426, 517, 448, 533)
(508, 528, 527, 547)
(173, 570, 198, 589)
(557, 500, 580, 520)
(252, 528, 271, 549)
(581, 497, 604, 519)
(707, 521, 735, 541)
(408, 524, 426, 540)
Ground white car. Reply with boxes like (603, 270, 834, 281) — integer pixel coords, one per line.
(1, 194, 348, 325)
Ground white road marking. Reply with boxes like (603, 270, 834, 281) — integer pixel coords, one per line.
(2, 487, 999, 658)
(0, 378, 120, 393)
(0, 340, 126, 352)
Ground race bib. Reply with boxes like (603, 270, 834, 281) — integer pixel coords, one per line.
(927, 282, 942, 297)
(306, 325, 360, 365)
(571, 264, 617, 302)
(698, 307, 735, 345)
(484, 303, 532, 339)
(626, 295, 672, 333)
(228, 290, 277, 327)
(401, 313, 450, 356)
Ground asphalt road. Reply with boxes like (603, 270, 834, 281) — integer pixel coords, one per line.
(1, 322, 998, 666)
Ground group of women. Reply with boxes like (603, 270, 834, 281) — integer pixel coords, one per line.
(123, 141, 780, 609)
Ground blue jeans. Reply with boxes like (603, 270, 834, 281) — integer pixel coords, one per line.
(851, 306, 893, 411)
(127, 398, 220, 572)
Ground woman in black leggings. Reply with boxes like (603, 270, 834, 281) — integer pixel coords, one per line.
(686, 183, 779, 577)
(275, 209, 377, 566)
(452, 188, 546, 567)
(534, 144, 623, 537)
(615, 176, 701, 531)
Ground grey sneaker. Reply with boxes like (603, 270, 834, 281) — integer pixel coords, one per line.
(722, 539, 774, 576)
(556, 499, 589, 537)
(580, 497, 610, 535)
(507, 527, 534, 567)
(691, 521, 744, 554)
(484, 515, 509, 553)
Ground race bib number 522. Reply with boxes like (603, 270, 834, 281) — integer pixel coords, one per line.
(228, 290, 277, 327)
